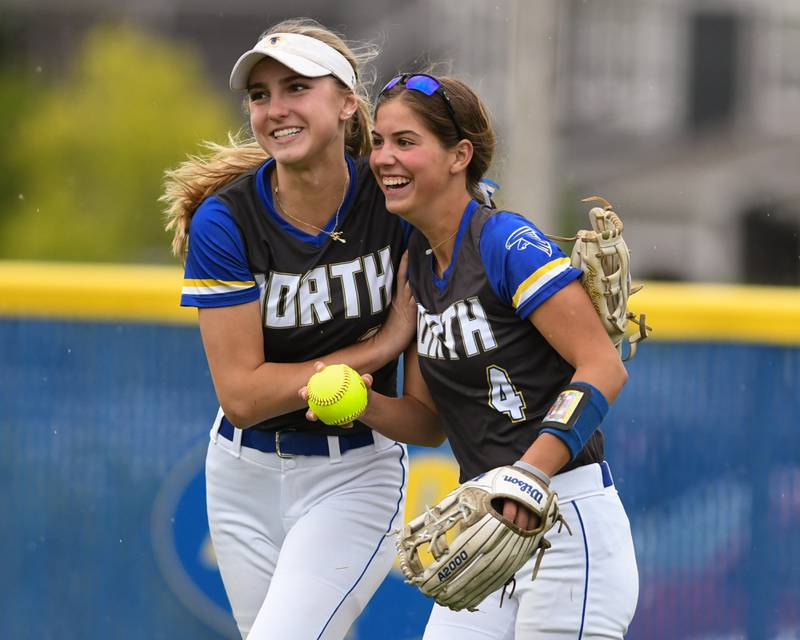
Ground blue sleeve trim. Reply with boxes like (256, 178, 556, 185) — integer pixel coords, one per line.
(181, 197, 259, 308)
(540, 381, 609, 460)
(181, 288, 260, 309)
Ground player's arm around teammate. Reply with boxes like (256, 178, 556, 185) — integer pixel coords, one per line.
(198, 253, 415, 428)
(301, 253, 446, 445)
(305, 340, 447, 447)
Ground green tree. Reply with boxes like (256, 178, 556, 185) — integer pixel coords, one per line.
(0, 23, 238, 263)
(0, 70, 36, 231)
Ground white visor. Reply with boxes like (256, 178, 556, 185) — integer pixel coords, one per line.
(229, 32, 356, 91)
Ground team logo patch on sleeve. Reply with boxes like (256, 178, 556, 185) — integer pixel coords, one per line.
(505, 226, 552, 256)
(543, 388, 584, 425)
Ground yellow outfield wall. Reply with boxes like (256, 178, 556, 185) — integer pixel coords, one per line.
(0, 260, 798, 345)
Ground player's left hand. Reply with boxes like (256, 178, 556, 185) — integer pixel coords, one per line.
(502, 498, 541, 530)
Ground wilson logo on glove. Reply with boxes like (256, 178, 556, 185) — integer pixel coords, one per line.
(501, 476, 544, 503)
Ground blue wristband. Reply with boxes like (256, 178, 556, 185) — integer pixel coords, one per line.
(539, 382, 609, 460)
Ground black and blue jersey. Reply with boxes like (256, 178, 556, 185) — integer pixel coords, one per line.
(408, 200, 604, 481)
(181, 155, 409, 436)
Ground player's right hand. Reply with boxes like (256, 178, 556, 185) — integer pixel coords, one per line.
(374, 251, 416, 358)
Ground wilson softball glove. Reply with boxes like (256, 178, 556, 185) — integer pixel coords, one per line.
(395, 465, 565, 612)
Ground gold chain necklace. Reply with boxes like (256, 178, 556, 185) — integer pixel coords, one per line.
(425, 226, 459, 256)
(273, 172, 349, 244)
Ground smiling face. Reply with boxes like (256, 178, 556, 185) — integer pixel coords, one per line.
(370, 98, 465, 222)
(246, 57, 356, 168)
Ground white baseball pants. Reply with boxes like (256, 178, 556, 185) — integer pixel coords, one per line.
(205, 418, 408, 640)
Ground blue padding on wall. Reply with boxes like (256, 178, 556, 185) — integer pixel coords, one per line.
(1, 319, 798, 640)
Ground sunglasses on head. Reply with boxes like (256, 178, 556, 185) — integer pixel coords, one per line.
(379, 73, 466, 142)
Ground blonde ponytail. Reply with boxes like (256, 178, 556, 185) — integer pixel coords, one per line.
(162, 134, 266, 259)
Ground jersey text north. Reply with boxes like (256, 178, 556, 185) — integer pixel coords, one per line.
(417, 296, 498, 359)
(257, 247, 394, 328)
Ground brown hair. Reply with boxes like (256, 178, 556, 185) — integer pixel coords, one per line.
(162, 18, 378, 259)
(375, 75, 496, 202)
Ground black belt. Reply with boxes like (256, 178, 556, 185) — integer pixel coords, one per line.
(218, 417, 374, 459)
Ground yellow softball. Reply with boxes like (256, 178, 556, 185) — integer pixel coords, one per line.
(306, 364, 368, 426)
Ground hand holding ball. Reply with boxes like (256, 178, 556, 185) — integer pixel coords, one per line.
(306, 364, 368, 426)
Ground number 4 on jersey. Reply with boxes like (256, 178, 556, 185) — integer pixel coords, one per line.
(486, 365, 527, 422)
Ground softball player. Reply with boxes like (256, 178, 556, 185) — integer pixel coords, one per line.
(360, 74, 640, 638)
(163, 20, 412, 639)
